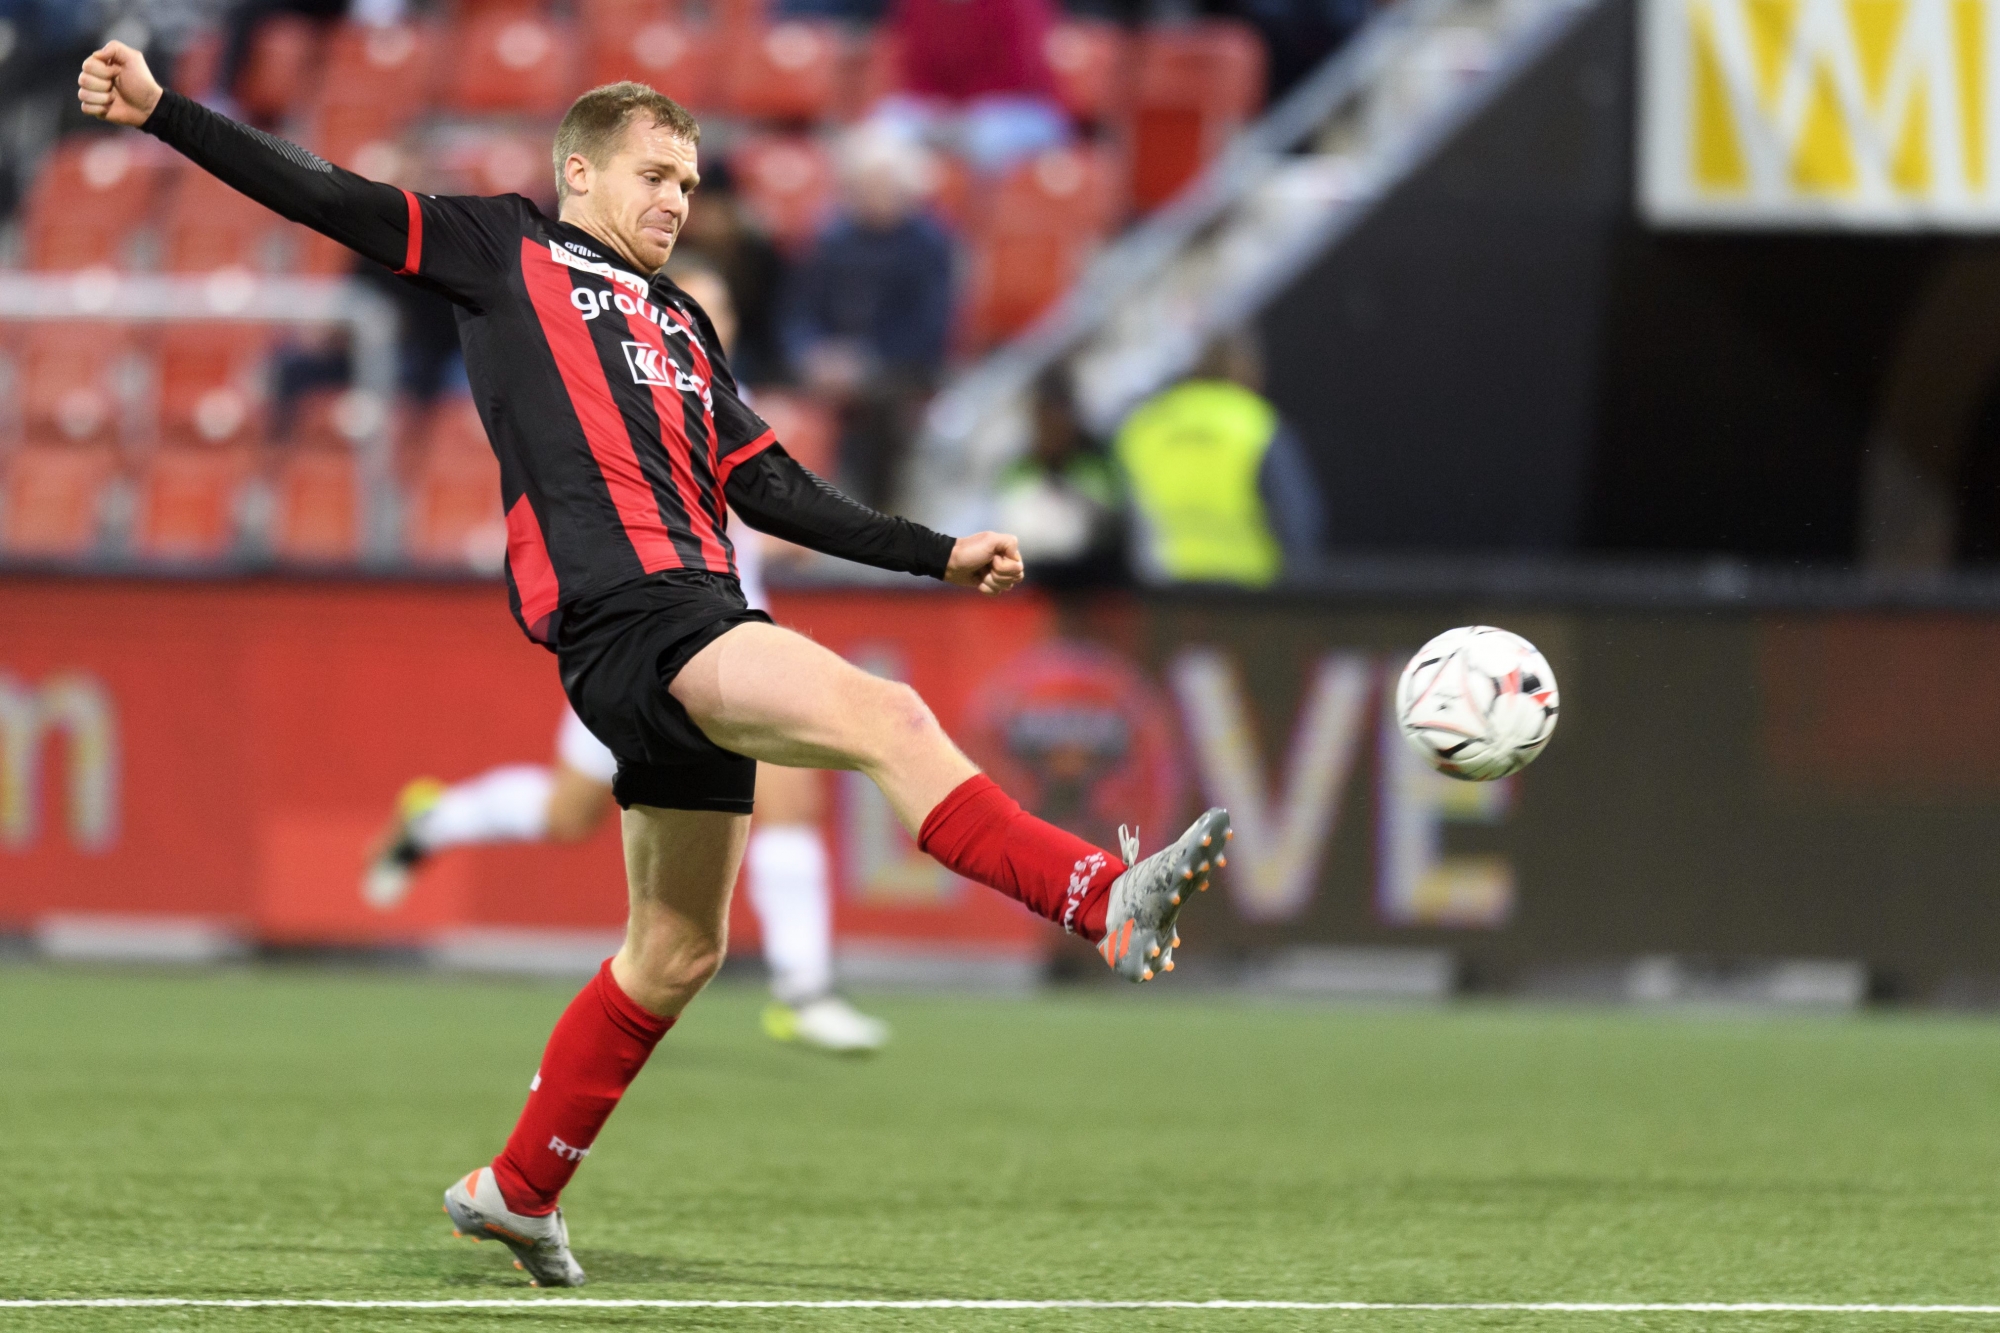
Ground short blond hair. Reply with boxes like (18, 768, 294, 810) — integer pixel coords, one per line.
(552, 82, 701, 202)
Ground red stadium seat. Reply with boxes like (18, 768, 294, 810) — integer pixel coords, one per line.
(406, 401, 502, 564)
(961, 147, 1121, 347)
(431, 129, 555, 200)
(724, 21, 843, 123)
(1123, 21, 1265, 212)
(404, 436, 500, 560)
(24, 135, 158, 207)
(710, 0, 770, 36)
(21, 137, 159, 270)
(164, 170, 285, 272)
(175, 29, 225, 100)
(286, 389, 391, 452)
(235, 14, 326, 124)
(133, 445, 255, 559)
(311, 101, 409, 176)
(729, 134, 834, 250)
(272, 447, 361, 562)
(446, 14, 580, 116)
(289, 226, 360, 275)
(21, 323, 132, 446)
(0, 443, 116, 558)
(962, 228, 1095, 348)
(749, 389, 836, 478)
(586, 20, 717, 111)
(158, 325, 271, 448)
(1045, 20, 1130, 126)
(21, 213, 131, 272)
(318, 21, 433, 126)
(991, 144, 1121, 235)
(407, 451, 503, 566)
(416, 396, 492, 461)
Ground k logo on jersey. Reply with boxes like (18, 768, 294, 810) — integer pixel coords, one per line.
(621, 341, 674, 387)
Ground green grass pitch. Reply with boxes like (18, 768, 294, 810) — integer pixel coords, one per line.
(6, 967, 2000, 1331)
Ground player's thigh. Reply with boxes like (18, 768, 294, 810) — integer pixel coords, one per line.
(620, 805, 750, 937)
(671, 621, 929, 770)
(754, 762, 823, 826)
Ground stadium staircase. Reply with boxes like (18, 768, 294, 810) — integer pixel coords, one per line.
(908, 0, 1601, 535)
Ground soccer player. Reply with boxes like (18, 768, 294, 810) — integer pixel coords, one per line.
(363, 264, 887, 1053)
(80, 47, 1230, 1288)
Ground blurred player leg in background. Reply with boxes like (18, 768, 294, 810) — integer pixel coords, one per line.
(361, 706, 616, 912)
(750, 763, 888, 1052)
(362, 715, 885, 1052)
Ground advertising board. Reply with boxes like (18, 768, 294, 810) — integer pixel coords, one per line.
(9, 580, 2000, 994)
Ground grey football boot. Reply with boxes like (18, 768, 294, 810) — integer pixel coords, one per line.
(1097, 808, 1232, 982)
(442, 1166, 586, 1287)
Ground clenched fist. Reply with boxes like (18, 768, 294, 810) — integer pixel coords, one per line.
(944, 531, 1026, 596)
(78, 41, 163, 127)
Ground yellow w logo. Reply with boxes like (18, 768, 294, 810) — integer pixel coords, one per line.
(1645, 0, 1994, 220)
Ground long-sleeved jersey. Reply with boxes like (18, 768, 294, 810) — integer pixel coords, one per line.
(139, 91, 955, 646)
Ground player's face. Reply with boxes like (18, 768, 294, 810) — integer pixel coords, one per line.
(598, 122, 699, 272)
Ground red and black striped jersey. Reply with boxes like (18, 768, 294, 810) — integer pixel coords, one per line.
(401, 194, 775, 643)
(139, 91, 954, 648)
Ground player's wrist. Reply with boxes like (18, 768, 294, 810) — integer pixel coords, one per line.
(132, 84, 175, 131)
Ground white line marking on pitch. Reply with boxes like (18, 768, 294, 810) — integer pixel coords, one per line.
(4, 1300, 2000, 1313)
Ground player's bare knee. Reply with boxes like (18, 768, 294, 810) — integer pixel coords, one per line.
(866, 679, 944, 757)
(655, 940, 725, 997)
(622, 933, 724, 1011)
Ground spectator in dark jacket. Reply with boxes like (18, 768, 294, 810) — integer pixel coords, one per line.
(674, 159, 790, 388)
(782, 126, 955, 510)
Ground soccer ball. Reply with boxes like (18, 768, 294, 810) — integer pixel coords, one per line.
(1395, 626, 1559, 781)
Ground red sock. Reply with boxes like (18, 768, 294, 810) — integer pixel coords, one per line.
(490, 959, 674, 1216)
(918, 775, 1125, 941)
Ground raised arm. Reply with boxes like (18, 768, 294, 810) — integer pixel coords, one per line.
(724, 446, 1025, 595)
(79, 41, 422, 284)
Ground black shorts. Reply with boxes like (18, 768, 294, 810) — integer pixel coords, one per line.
(555, 572, 770, 814)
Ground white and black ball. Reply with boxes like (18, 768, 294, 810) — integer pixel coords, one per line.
(1395, 626, 1559, 781)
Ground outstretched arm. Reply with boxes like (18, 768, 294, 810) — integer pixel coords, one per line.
(78, 41, 413, 276)
(724, 446, 1024, 595)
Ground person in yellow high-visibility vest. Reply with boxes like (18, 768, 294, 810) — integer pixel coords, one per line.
(1112, 335, 1325, 586)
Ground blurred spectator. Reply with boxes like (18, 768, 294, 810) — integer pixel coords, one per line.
(676, 159, 789, 388)
(269, 137, 461, 439)
(1202, 0, 1371, 101)
(870, 0, 1069, 175)
(782, 125, 954, 510)
(666, 254, 739, 364)
(994, 367, 1127, 587)
(1111, 332, 1324, 586)
(0, 0, 113, 218)
(270, 257, 465, 442)
(217, 0, 337, 118)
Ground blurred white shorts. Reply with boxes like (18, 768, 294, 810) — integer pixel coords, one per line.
(556, 704, 620, 786)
